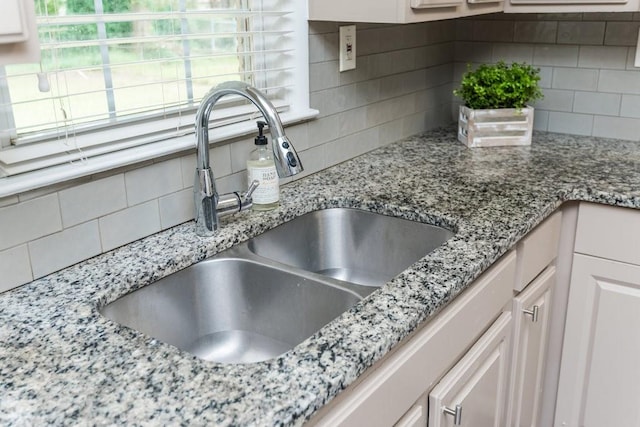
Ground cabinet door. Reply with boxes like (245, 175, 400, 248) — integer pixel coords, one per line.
(555, 254, 640, 427)
(429, 312, 512, 427)
(394, 393, 428, 427)
(508, 266, 555, 427)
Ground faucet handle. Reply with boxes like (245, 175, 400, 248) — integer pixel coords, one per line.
(244, 180, 260, 201)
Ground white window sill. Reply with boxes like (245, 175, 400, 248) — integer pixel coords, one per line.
(0, 108, 319, 199)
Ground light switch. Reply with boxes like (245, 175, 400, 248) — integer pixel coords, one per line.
(339, 25, 356, 72)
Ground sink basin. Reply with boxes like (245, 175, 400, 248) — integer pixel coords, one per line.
(101, 208, 453, 364)
(248, 208, 454, 287)
(101, 257, 361, 364)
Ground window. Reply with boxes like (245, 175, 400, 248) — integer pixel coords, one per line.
(0, 0, 312, 187)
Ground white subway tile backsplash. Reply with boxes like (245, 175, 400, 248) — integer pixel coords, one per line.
(380, 74, 407, 100)
(59, 175, 127, 228)
(0, 245, 32, 293)
(578, 46, 629, 70)
(339, 56, 371, 86)
(533, 89, 575, 112)
(427, 21, 455, 44)
(472, 20, 514, 42)
(552, 68, 598, 91)
(573, 91, 621, 116)
(598, 69, 640, 94)
(323, 32, 339, 62)
(310, 61, 340, 92)
(389, 50, 418, 75)
(402, 111, 430, 137)
(538, 66, 554, 89)
(621, 94, 640, 118)
(378, 26, 410, 53)
(159, 189, 194, 230)
(218, 171, 248, 194)
(593, 115, 640, 140)
(454, 41, 493, 63)
(514, 21, 557, 44)
(307, 115, 340, 148)
(283, 123, 310, 152)
(425, 63, 454, 89)
(455, 20, 474, 41)
(533, 109, 550, 131)
(294, 145, 325, 179)
(417, 43, 454, 69)
(125, 158, 183, 206)
(548, 112, 594, 136)
(229, 137, 255, 174)
(354, 79, 381, 107)
(627, 47, 638, 70)
(533, 45, 579, 67)
(557, 21, 605, 45)
(492, 43, 535, 64)
(585, 12, 634, 22)
(366, 94, 416, 128)
(29, 221, 102, 279)
(0, 194, 62, 251)
(99, 200, 161, 251)
(357, 28, 381, 57)
(378, 119, 404, 146)
(338, 107, 368, 137)
(540, 13, 583, 21)
(604, 22, 640, 46)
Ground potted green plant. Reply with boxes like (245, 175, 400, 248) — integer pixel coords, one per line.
(454, 61, 543, 147)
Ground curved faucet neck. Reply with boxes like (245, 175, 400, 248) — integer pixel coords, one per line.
(192, 81, 303, 237)
(195, 82, 285, 171)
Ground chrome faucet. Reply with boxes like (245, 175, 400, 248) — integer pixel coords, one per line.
(193, 81, 304, 237)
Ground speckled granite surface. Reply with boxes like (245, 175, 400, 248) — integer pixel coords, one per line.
(1, 128, 640, 426)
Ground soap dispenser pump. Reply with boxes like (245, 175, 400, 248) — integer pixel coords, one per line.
(246, 121, 279, 211)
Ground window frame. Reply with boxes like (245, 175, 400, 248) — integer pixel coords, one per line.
(0, 1, 316, 197)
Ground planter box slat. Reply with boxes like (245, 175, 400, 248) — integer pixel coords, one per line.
(458, 106, 533, 148)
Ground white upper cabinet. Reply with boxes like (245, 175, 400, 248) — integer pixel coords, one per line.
(308, 0, 503, 24)
(504, 0, 639, 14)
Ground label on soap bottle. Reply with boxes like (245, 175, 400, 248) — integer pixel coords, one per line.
(248, 165, 279, 204)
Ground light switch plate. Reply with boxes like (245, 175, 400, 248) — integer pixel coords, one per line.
(339, 25, 356, 72)
(635, 28, 640, 68)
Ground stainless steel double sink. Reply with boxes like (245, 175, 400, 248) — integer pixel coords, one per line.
(101, 208, 453, 364)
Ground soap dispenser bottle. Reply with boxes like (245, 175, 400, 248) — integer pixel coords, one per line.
(247, 121, 279, 211)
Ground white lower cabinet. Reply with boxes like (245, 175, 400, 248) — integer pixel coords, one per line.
(307, 252, 516, 427)
(394, 393, 428, 427)
(429, 312, 513, 427)
(508, 266, 555, 427)
(554, 254, 640, 427)
(307, 211, 563, 427)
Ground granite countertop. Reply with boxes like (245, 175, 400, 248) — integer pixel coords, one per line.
(2, 128, 640, 426)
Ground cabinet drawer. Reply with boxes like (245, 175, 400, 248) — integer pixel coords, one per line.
(308, 251, 515, 427)
(514, 211, 561, 292)
(575, 203, 640, 266)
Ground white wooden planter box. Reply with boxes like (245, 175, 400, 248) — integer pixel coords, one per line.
(457, 106, 534, 148)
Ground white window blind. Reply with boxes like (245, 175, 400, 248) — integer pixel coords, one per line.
(0, 0, 310, 179)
